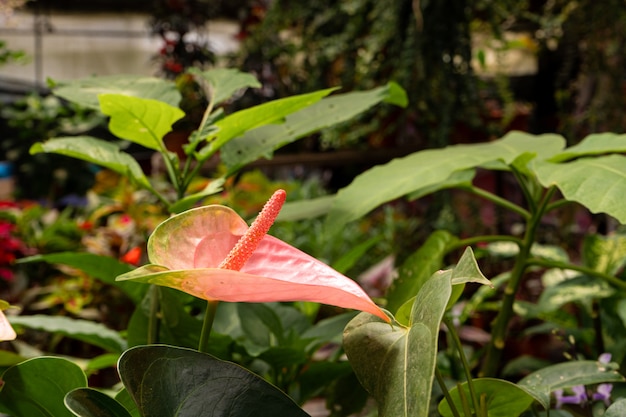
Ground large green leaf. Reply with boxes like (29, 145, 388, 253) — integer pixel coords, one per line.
(30, 136, 151, 189)
(189, 68, 261, 105)
(343, 272, 451, 417)
(65, 388, 132, 417)
(537, 275, 615, 313)
(18, 252, 144, 303)
(535, 155, 626, 223)
(518, 360, 624, 409)
(385, 230, 457, 313)
(53, 74, 180, 109)
(549, 133, 626, 162)
(221, 82, 408, 173)
(198, 88, 337, 160)
(438, 378, 535, 417)
(606, 399, 626, 417)
(0, 357, 87, 417)
(8, 315, 126, 353)
(326, 131, 565, 230)
(118, 345, 310, 417)
(99, 94, 185, 151)
(277, 195, 336, 222)
(582, 233, 626, 276)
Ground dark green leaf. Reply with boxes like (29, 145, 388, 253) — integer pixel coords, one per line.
(118, 345, 310, 417)
(0, 357, 87, 417)
(65, 388, 132, 417)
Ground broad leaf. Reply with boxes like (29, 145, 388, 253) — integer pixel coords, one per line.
(582, 233, 626, 276)
(65, 388, 132, 417)
(53, 74, 180, 109)
(18, 252, 144, 303)
(221, 82, 408, 173)
(198, 88, 337, 160)
(438, 378, 534, 417)
(277, 195, 336, 222)
(326, 131, 565, 230)
(535, 155, 626, 223)
(518, 360, 624, 409)
(606, 399, 626, 417)
(385, 230, 457, 313)
(9, 315, 126, 353)
(537, 275, 615, 312)
(344, 272, 451, 417)
(189, 68, 261, 105)
(117, 205, 388, 321)
(167, 178, 225, 214)
(407, 169, 476, 201)
(0, 357, 87, 417)
(99, 94, 185, 151)
(549, 133, 626, 162)
(118, 345, 310, 417)
(30, 136, 151, 189)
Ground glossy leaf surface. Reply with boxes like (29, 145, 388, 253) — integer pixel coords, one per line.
(117, 205, 388, 321)
(343, 272, 451, 416)
(65, 388, 132, 417)
(438, 378, 534, 417)
(119, 345, 310, 417)
(0, 357, 87, 417)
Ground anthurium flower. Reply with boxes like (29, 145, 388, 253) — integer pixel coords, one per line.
(117, 190, 389, 322)
(0, 303, 16, 342)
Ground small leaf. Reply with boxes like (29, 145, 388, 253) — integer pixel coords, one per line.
(451, 247, 492, 287)
(65, 388, 132, 417)
(30, 136, 151, 189)
(605, 398, 626, 417)
(189, 68, 261, 105)
(99, 94, 185, 151)
(582, 233, 626, 276)
(53, 74, 180, 109)
(535, 155, 626, 223)
(118, 345, 310, 417)
(0, 357, 87, 417)
(9, 315, 126, 353)
(518, 360, 624, 409)
(438, 378, 535, 417)
(167, 178, 225, 214)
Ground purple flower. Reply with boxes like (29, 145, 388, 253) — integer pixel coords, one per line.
(592, 383, 612, 407)
(554, 385, 588, 409)
(598, 353, 612, 365)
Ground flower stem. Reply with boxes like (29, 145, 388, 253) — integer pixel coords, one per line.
(435, 367, 462, 417)
(198, 300, 219, 353)
(147, 285, 160, 344)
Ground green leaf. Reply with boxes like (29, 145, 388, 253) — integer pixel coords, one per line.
(199, 88, 337, 160)
(332, 236, 383, 274)
(535, 155, 626, 223)
(277, 195, 336, 222)
(0, 357, 87, 417)
(606, 398, 626, 417)
(518, 360, 624, 409)
(18, 252, 144, 304)
(438, 378, 534, 417)
(549, 133, 626, 162)
(99, 94, 185, 151)
(168, 178, 225, 214)
(53, 74, 180, 109)
(344, 272, 451, 417)
(537, 275, 615, 312)
(221, 82, 408, 173)
(582, 233, 626, 275)
(385, 230, 457, 313)
(407, 169, 476, 201)
(65, 388, 132, 417)
(450, 247, 492, 287)
(326, 131, 565, 230)
(118, 345, 310, 417)
(114, 390, 140, 417)
(189, 68, 261, 105)
(9, 315, 126, 353)
(30, 136, 151, 189)
(237, 303, 284, 355)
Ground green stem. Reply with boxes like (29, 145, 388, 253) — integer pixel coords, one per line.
(479, 186, 556, 377)
(511, 165, 537, 213)
(435, 367, 462, 417)
(198, 300, 219, 353)
(463, 185, 530, 220)
(147, 285, 160, 344)
(525, 258, 626, 291)
(444, 317, 481, 417)
(451, 234, 524, 251)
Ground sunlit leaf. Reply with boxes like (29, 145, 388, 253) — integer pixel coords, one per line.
(548, 133, 626, 162)
(189, 68, 261, 105)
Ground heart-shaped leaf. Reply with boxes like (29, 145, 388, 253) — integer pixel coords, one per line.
(118, 345, 310, 417)
(65, 388, 132, 417)
(343, 272, 452, 416)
